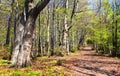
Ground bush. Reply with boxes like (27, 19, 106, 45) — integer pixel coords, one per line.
(56, 59, 66, 66)
(57, 59, 62, 66)
(55, 46, 64, 56)
(98, 50, 104, 55)
(70, 44, 77, 53)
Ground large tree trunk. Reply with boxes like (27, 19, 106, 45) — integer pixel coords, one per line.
(17, 16, 35, 67)
(11, 0, 50, 67)
(11, 13, 26, 67)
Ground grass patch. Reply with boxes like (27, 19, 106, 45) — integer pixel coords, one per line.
(42, 60, 57, 65)
(0, 59, 11, 66)
(0, 59, 71, 76)
(40, 56, 48, 59)
(0, 66, 71, 76)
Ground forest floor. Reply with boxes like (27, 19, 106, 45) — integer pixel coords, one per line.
(32, 46, 120, 76)
(60, 46, 120, 76)
(0, 46, 120, 76)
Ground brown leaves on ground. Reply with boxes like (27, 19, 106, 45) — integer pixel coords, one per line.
(0, 46, 120, 76)
(31, 46, 120, 76)
(61, 46, 120, 76)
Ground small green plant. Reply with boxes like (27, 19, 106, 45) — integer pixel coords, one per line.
(0, 59, 11, 66)
(48, 68, 54, 76)
(10, 71, 22, 76)
(72, 44, 78, 53)
(27, 71, 42, 76)
(42, 60, 57, 65)
(55, 46, 63, 56)
(56, 59, 66, 66)
(98, 50, 104, 55)
(44, 66, 55, 76)
(57, 59, 62, 66)
(59, 73, 64, 76)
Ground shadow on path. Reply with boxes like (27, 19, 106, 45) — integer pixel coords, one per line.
(62, 46, 120, 76)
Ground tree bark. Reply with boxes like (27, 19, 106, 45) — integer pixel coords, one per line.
(38, 15, 41, 56)
(11, 0, 50, 67)
(46, 5, 50, 56)
(6, 14, 11, 45)
(51, 0, 56, 56)
(6, 0, 14, 45)
(63, 0, 69, 55)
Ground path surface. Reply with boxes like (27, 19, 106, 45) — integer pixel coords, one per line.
(32, 46, 120, 76)
(62, 46, 120, 76)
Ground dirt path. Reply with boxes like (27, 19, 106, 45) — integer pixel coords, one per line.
(29, 46, 120, 76)
(62, 46, 120, 76)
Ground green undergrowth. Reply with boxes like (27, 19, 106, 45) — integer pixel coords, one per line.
(40, 56, 48, 59)
(0, 59, 71, 76)
(42, 60, 57, 65)
(0, 59, 11, 66)
(98, 50, 104, 55)
(0, 66, 71, 76)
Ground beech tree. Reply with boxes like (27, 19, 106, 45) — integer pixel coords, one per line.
(11, 0, 50, 67)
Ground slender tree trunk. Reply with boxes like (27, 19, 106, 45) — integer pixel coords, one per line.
(63, 0, 69, 55)
(6, 0, 14, 45)
(78, 30, 85, 50)
(14, 2, 19, 41)
(114, 19, 118, 56)
(6, 16, 11, 45)
(72, 29, 75, 51)
(9, 2, 18, 60)
(46, 5, 50, 56)
(38, 15, 41, 56)
(114, 1, 118, 56)
(111, 1, 118, 56)
(51, 0, 56, 56)
(57, 14, 61, 46)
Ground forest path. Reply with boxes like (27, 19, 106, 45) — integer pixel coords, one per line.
(62, 46, 120, 76)
(31, 46, 120, 76)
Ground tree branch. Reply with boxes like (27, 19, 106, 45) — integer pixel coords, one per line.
(31, 0, 50, 19)
(68, 0, 76, 31)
